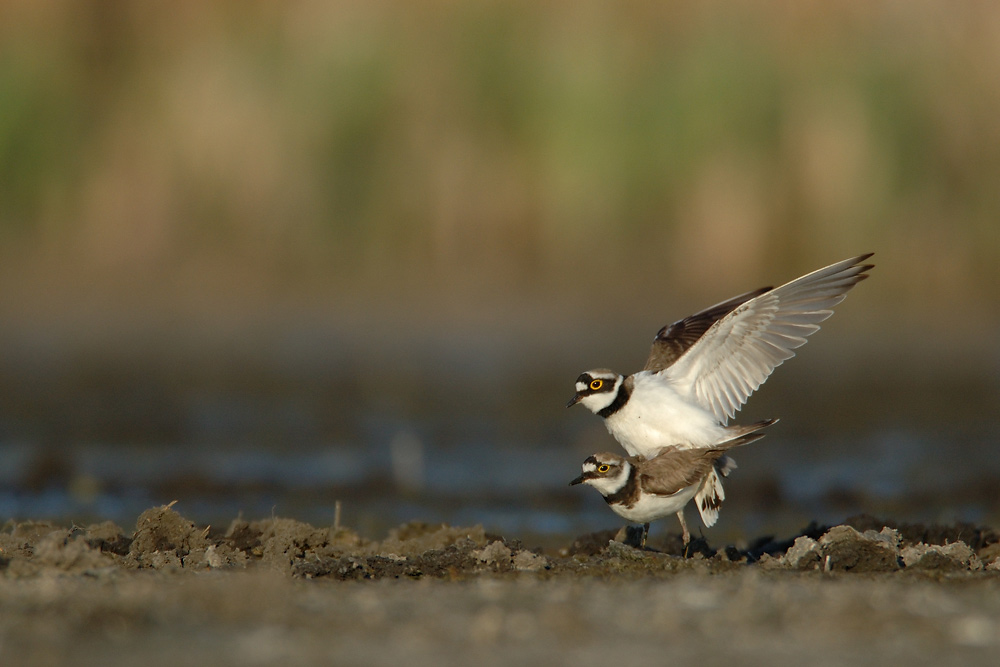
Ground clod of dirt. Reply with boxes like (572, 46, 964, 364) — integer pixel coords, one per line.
(84, 521, 131, 555)
(978, 543, 1000, 568)
(126, 504, 211, 569)
(818, 526, 901, 572)
(380, 522, 487, 557)
(473, 540, 512, 565)
(230, 516, 369, 570)
(183, 543, 250, 570)
(3, 506, 996, 581)
(603, 540, 649, 562)
(845, 514, 998, 552)
(472, 540, 549, 572)
(4, 529, 116, 577)
(562, 530, 618, 557)
(299, 544, 482, 580)
(470, 540, 550, 572)
(254, 517, 338, 572)
(0, 521, 61, 562)
(901, 542, 982, 571)
(292, 522, 492, 580)
(32, 531, 113, 572)
(513, 550, 548, 571)
(781, 535, 822, 570)
(224, 518, 263, 554)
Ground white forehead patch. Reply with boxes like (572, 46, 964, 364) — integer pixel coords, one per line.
(582, 461, 597, 473)
(576, 382, 587, 392)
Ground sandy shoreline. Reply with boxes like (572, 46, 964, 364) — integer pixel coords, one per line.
(2, 505, 998, 666)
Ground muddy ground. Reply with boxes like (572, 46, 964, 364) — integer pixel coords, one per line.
(2, 505, 999, 666)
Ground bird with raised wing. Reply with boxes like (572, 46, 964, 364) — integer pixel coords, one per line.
(568, 254, 874, 545)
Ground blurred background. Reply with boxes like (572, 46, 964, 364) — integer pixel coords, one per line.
(0, 1, 997, 545)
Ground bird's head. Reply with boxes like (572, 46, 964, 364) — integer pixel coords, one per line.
(569, 452, 631, 496)
(566, 370, 623, 414)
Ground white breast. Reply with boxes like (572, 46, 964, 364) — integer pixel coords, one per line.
(604, 372, 726, 458)
(607, 483, 700, 524)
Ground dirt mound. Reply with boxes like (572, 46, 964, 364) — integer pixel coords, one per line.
(2, 504, 998, 580)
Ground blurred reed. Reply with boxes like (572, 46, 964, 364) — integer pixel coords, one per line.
(0, 1, 997, 322)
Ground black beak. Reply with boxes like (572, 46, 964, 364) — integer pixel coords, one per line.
(566, 394, 582, 408)
(569, 474, 585, 486)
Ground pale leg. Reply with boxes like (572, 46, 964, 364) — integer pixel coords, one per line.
(640, 523, 650, 549)
(675, 510, 690, 546)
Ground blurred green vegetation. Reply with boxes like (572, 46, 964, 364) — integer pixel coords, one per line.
(0, 1, 998, 318)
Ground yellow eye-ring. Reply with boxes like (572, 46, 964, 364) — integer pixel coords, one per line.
(589, 379, 603, 391)
(597, 464, 610, 473)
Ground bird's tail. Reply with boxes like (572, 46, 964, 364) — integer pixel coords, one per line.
(715, 418, 778, 450)
(695, 418, 777, 528)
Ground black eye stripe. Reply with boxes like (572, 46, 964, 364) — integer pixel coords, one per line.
(588, 378, 612, 393)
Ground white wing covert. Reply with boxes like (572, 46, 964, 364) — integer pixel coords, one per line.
(661, 254, 873, 424)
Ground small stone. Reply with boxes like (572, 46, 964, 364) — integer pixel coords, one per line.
(755, 553, 782, 570)
(781, 535, 821, 570)
(901, 542, 981, 571)
(472, 540, 512, 565)
(863, 526, 902, 548)
(512, 550, 548, 571)
(976, 542, 1000, 567)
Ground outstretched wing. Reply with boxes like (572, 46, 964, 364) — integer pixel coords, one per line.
(643, 287, 773, 372)
(661, 253, 874, 423)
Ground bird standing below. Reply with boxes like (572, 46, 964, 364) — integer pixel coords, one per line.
(568, 254, 874, 547)
(570, 421, 773, 547)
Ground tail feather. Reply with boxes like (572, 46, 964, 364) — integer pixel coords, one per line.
(696, 468, 725, 527)
(695, 418, 777, 527)
(716, 454, 737, 477)
(715, 418, 778, 449)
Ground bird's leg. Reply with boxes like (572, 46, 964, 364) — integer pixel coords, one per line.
(640, 523, 650, 549)
(676, 510, 690, 556)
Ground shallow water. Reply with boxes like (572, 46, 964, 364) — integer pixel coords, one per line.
(0, 324, 1000, 544)
(2, 348, 997, 545)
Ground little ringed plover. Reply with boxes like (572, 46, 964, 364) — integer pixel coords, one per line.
(570, 419, 775, 547)
(568, 253, 874, 545)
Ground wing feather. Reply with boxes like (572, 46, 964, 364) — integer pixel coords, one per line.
(643, 286, 772, 372)
(662, 253, 874, 423)
(638, 448, 720, 496)
(639, 419, 775, 497)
